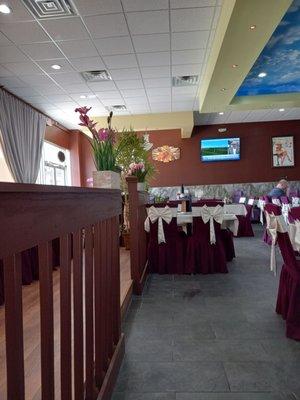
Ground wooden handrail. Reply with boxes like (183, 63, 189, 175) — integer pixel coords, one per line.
(0, 182, 124, 400)
(126, 177, 149, 295)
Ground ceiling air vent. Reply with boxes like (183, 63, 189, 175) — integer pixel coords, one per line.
(105, 105, 127, 112)
(22, 0, 78, 19)
(81, 70, 112, 82)
(172, 75, 199, 87)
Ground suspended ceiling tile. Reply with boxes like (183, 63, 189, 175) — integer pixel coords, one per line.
(172, 86, 198, 95)
(115, 79, 144, 90)
(144, 77, 171, 88)
(0, 64, 14, 77)
(57, 40, 98, 59)
(124, 96, 148, 104)
(146, 87, 171, 96)
(0, 0, 34, 23)
(37, 59, 75, 74)
(7, 86, 41, 97)
(87, 81, 117, 91)
(63, 84, 93, 94)
(140, 66, 170, 78)
(171, 31, 210, 51)
(109, 68, 141, 80)
(70, 57, 105, 71)
(120, 88, 147, 98)
(0, 21, 50, 44)
(0, 32, 11, 45)
(170, 0, 217, 8)
(51, 72, 85, 85)
(102, 54, 138, 69)
(41, 18, 89, 41)
(0, 45, 29, 62)
(172, 63, 202, 76)
(72, 0, 123, 16)
(94, 90, 122, 99)
(132, 33, 170, 53)
(3, 61, 42, 75)
(84, 14, 128, 38)
(148, 94, 171, 102)
(122, 0, 168, 12)
(172, 49, 205, 65)
(0, 76, 26, 87)
(137, 51, 170, 67)
(171, 8, 214, 32)
(94, 36, 134, 56)
(21, 74, 54, 85)
(126, 10, 169, 35)
(21, 43, 63, 60)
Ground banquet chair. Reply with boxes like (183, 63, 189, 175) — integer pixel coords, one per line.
(186, 204, 228, 274)
(248, 197, 260, 223)
(289, 207, 300, 223)
(232, 189, 243, 204)
(145, 205, 187, 274)
(236, 204, 254, 237)
(265, 203, 300, 341)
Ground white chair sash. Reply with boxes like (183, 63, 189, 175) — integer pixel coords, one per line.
(281, 203, 291, 223)
(265, 212, 287, 276)
(272, 198, 281, 206)
(258, 199, 265, 225)
(144, 206, 174, 244)
(200, 205, 224, 244)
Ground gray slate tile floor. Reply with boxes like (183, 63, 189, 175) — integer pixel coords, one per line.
(113, 225, 300, 400)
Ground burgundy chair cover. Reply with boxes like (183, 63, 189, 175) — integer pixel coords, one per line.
(289, 207, 300, 223)
(287, 188, 299, 201)
(232, 189, 243, 204)
(265, 203, 300, 341)
(186, 206, 228, 274)
(236, 205, 254, 237)
(280, 196, 290, 204)
(147, 207, 187, 274)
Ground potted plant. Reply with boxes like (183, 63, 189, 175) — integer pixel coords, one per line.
(75, 106, 120, 189)
(127, 162, 148, 191)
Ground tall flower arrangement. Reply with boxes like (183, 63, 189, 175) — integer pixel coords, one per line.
(75, 106, 119, 172)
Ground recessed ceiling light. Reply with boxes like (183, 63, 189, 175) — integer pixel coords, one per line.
(279, 108, 285, 112)
(51, 64, 61, 70)
(250, 25, 256, 30)
(0, 4, 11, 14)
(219, 112, 224, 115)
(232, 64, 238, 68)
(258, 72, 267, 78)
(220, 88, 227, 92)
(88, 94, 97, 99)
(80, 95, 87, 99)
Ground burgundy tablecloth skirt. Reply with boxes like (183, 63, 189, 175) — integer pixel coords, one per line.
(276, 264, 300, 341)
(220, 229, 235, 262)
(0, 239, 60, 307)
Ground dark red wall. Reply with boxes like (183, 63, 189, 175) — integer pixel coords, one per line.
(147, 120, 300, 187)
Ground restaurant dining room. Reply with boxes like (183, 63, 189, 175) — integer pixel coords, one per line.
(1, 0, 300, 399)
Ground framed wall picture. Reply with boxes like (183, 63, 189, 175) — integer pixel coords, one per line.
(272, 136, 295, 167)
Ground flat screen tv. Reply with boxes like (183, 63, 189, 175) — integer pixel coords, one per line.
(200, 137, 240, 162)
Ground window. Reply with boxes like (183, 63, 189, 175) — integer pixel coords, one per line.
(37, 141, 71, 186)
(0, 140, 13, 182)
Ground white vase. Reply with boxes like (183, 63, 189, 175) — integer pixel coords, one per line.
(137, 182, 146, 191)
(92, 170, 120, 189)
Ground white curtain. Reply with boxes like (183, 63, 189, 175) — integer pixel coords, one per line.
(0, 89, 46, 183)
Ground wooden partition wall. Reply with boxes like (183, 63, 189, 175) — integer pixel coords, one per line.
(126, 176, 149, 295)
(0, 183, 124, 400)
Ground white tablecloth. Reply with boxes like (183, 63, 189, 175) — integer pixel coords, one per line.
(224, 204, 247, 216)
(177, 212, 239, 236)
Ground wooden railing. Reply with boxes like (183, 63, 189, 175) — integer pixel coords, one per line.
(0, 183, 124, 400)
(126, 177, 149, 295)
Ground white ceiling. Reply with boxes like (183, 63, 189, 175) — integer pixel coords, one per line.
(0, 0, 222, 128)
(195, 107, 300, 125)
